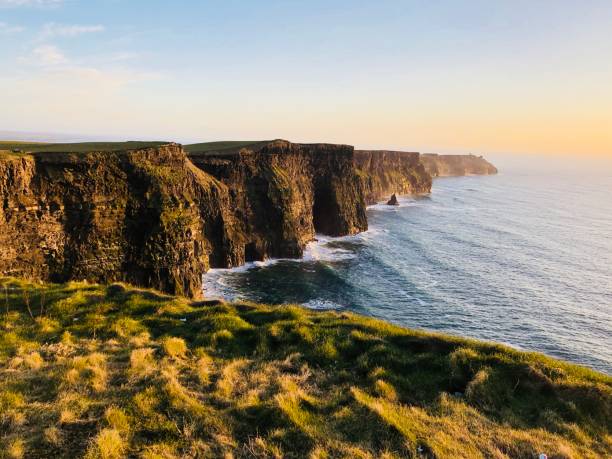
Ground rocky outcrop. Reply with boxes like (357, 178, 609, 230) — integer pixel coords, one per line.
(386, 194, 399, 206)
(0, 144, 243, 298)
(354, 150, 432, 204)
(421, 154, 497, 177)
(187, 140, 367, 262)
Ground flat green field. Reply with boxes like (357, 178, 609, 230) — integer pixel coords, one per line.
(0, 140, 272, 158)
(1, 278, 610, 458)
(0, 141, 169, 155)
(185, 140, 272, 155)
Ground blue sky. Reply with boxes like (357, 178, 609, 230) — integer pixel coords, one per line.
(1, 0, 611, 155)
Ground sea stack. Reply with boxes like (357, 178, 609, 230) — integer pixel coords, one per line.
(387, 193, 399, 206)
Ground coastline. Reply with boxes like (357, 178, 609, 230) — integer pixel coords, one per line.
(200, 172, 612, 375)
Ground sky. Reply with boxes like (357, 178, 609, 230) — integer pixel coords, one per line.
(1, 0, 611, 156)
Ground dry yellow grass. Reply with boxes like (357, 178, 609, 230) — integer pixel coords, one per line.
(0, 278, 610, 458)
(128, 347, 156, 381)
(85, 428, 127, 459)
(161, 337, 187, 359)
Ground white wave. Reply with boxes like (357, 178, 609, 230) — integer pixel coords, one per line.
(201, 270, 238, 301)
(202, 226, 384, 298)
(303, 238, 356, 262)
(302, 299, 344, 310)
(367, 194, 418, 211)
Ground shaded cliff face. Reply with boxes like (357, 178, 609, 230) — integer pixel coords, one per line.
(354, 150, 432, 205)
(187, 140, 368, 262)
(0, 145, 243, 298)
(421, 153, 498, 177)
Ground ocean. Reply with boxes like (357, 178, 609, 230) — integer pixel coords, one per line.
(204, 154, 612, 374)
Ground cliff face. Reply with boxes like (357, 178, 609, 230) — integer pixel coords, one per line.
(0, 140, 368, 297)
(421, 154, 497, 177)
(187, 140, 367, 262)
(0, 145, 243, 298)
(354, 150, 432, 204)
(1, 140, 497, 298)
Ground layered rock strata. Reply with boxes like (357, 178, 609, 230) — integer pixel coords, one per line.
(187, 140, 368, 262)
(1, 140, 368, 297)
(0, 144, 242, 298)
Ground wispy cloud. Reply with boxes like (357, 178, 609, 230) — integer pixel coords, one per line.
(0, 0, 63, 7)
(0, 21, 24, 34)
(41, 23, 105, 39)
(16, 43, 160, 85)
(25, 44, 67, 65)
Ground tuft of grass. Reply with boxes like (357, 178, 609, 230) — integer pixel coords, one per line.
(5, 438, 25, 459)
(104, 406, 130, 434)
(112, 317, 146, 339)
(0, 277, 610, 458)
(161, 337, 187, 359)
(195, 352, 213, 385)
(43, 426, 62, 446)
(64, 352, 108, 392)
(374, 379, 398, 401)
(85, 428, 127, 459)
(22, 351, 44, 370)
(139, 443, 179, 459)
(128, 348, 156, 381)
(56, 391, 92, 424)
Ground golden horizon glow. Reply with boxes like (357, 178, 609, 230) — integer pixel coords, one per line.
(0, 2, 611, 157)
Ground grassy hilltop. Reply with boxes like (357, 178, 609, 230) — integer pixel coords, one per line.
(0, 141, 172, 156)
(0, 140, 267, 158)
(0, 278, 610, 458)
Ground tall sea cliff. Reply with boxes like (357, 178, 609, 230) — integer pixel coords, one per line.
(0, 140, 496, 296)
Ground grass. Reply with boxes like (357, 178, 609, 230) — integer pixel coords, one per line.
(185, 140, 273, 156)
(0, 139, 272, 158)
(0, 141, 169, 156)
(0, 277, 610, 458)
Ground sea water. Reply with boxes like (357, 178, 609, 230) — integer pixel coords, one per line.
(204, 154, 612, 374)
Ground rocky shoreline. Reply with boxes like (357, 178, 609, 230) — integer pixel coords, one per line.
(0, 140, 496, 297)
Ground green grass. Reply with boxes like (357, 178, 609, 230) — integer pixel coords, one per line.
(185, 140, 273, 156)
(0, 139, 273, 158)
(0, 141, 169, 155)
(0, 277, 610, 458)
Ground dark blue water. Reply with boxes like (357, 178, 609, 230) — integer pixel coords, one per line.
(204, 155, 612, 374)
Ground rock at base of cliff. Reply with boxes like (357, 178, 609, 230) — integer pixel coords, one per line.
(387, 194, 399, 206)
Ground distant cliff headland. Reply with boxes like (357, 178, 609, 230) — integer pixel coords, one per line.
(0, 140, 496, 297)
(421, 153, 498, 177)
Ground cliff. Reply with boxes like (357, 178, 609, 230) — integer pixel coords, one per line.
(421, 153, 498, 177)
(0, 144, 243, 298)
(0, 140, 499, 298)
(354, 150, 432, 204)
(0, 140, 368, 297)
(186, 139, 367, 261)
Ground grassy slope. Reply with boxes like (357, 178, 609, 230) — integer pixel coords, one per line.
(0, 278, 610, 459)
(0, 142, 169, 156)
